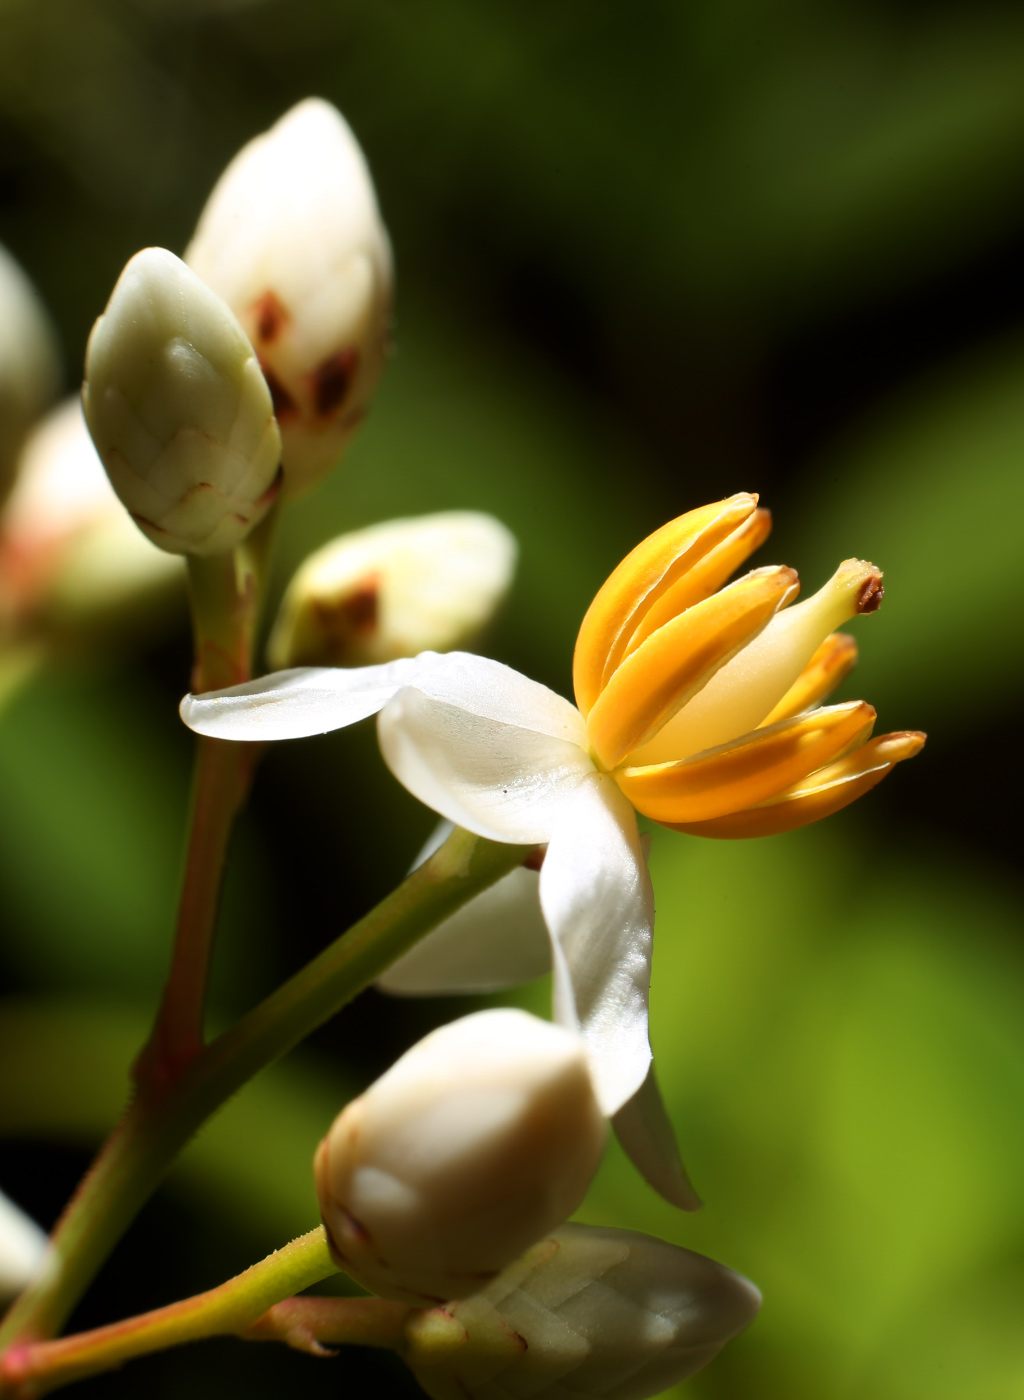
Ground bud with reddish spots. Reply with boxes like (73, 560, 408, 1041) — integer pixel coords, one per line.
(267, 511, 517, 669)
(313, 1010, 605, 1307)
(82, 248, 282, 557)
(185, 98, 393, 499)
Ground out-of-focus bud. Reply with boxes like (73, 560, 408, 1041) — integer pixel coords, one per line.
(268, 512, 517, 669)
(403, 1223, 761, 1400)
(0, 1187, 47, 1301)
(314, 1010, 605, 1307)
(185, 98, 392, 499)
(82, 247, 282, 557)
(0, 243, 60, 507)
(0, 398, 181, 632)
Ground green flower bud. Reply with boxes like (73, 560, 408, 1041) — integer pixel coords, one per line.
(0, 242, 60, 507)
(185, 98, 392, 499)
(267, 512, 517, 669)
(314, 1010, 605, 1307)
(403, 1223, 761, 1400)
(82, 247, 282, 556)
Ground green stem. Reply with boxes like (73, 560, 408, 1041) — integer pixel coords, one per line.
(0, 828, 532, 1349)
(0, 1229, 353, 1396)
(133, 735, 261, 1087)
(135, 510, 279, 1092)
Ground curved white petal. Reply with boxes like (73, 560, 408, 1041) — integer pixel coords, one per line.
(612, 1065, 701, 1211)
(379, 865, 550, 994)
(540, 774, 654, 1116)
(410, 651, 587, 745)
(378, 821, 550, 994)
(179, 658, 422, 740)
(377, 664, 593, 844)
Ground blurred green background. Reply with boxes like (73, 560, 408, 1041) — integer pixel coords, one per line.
(0, 1, 1022, 1396)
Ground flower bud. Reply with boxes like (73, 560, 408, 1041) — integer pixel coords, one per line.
(0, 1187, 47, 1301)
(0, 243, 60, 507)
(82, 247, 282, 557)
(314, 1010, 605, 1307)
(267, 512, 517, 669)
(402, 1223, 761, 1400)
(185, 98, 392, 498)
(0, 398, 181, 629)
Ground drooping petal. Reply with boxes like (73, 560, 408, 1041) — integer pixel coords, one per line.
(179, 657, 423, 740)
(586, 565, 799, 770)
(612, 1064, 701, 1211)
(760, 631, 858, 725)
(622, 506, 773, 659)
(615, 700, 876, 825)
(665, 730, 926, 838)
(378, 656, 593, 845)
(540, 773, 654, 1117)
(378, 822, 550, 994)
(572, 493, 759, 717)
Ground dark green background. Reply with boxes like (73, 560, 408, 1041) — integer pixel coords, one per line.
(0, 2, 1021, 1396)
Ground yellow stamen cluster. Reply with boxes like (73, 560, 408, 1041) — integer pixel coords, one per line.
(574, 493, 924, 839)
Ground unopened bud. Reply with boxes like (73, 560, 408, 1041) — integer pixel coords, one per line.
(403, 1223, 761, 1400)
(0, 243, 60, 506)
(0, 398, 181, 628)
(0, 1187, 47, 1301)
(314, 1010, 605, 1306)
(268, 512, 517, 669)
(82, 248, 282, 556)
(185, 98, 392, 498)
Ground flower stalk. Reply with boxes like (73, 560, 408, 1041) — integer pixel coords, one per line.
(0, 828, 533, 1351)
(0, 1229, 345, 1396)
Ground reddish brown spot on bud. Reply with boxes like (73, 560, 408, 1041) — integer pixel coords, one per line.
(252, 290, 290, 344)
(523, 847, 546, 872)
(313, 573, 380, 652)
(262, 365, 298, 421)
(312, 348, 358, 417)
(856, 574, 884, 614)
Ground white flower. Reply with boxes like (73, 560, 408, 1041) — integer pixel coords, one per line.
(180, 495, 924, 1207)
(402, 1222, 761, 1400)
(83, 247, 282, 556)
(0, 1188, 47, 1301)
(185, 98, 392, 499)
(314, 1009, 605, 1306)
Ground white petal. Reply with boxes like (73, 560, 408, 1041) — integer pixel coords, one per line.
(410, 652, 587, 744)
(179, 658, 422, 740)
(540, 774, 654, 1116)
(377, 658, 593, 844)
(612, 1065, 701, 1211)
(378, 821, 550, 994)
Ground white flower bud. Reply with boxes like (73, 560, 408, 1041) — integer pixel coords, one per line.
(0, 1187, 47, 1301)
(185, 98, 392, 498)
(403, 1223, 761, 1400)
(267, 512, 517, 669)
(82, 248, 282, 557)
(0, 399, 181, 629)
(0, 243, 60, 506)
(314, 1010, 605, 1307)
